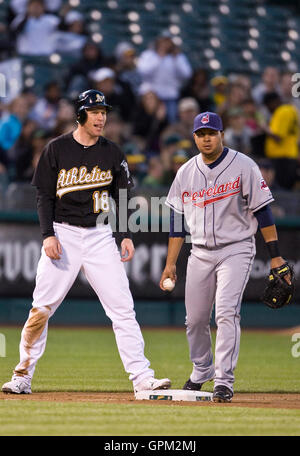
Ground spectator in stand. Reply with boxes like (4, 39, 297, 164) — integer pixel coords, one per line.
(9, 0, 62, 15)
(89, 67, 135, 123)
(10, 119, 37, 178)
(123, 142, 147, 188)
(114, 41, 142, 97)
(0, 7, 14, 57)
(210, 75, 228, 110)
(0, 95, 29, 177)
(217, 82, 247, 129)
(29, 81, 62, 130)
(263, 92, 299, 190)
(52, 99, 76, 136)
(65, 41, 105, 97)
(180, 68, 213, 113)
(0, 95, 29, 152)
(252, 66, 280, 106)
(54, 10, 88, 58)
(132, 82, 168, 155)
(137, 30, 192, 123)
(160, 97, 199, 155)
(223, 107, 253, 156)
(15, 129, 53, 182)
(242, 98, 266, 135)
(280, 71, 300, 114)
(141, 156, 166, 188)
(10, 0, 60, 56)
(21, 88, 38, 112)
(162, 148, 190, 186)
(103, 111, 129, 146)
(241, 98, 268, 158)
(229, 74, 252, 98)
(171, 148, 189, 173)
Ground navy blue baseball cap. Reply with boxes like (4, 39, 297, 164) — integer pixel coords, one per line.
(193, 112, 223, 133)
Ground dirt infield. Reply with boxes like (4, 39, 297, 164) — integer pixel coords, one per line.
(1, 392, 300, 409)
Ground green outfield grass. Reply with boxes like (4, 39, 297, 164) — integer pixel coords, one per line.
(0, 326, 299, 436)
(0, 401, 299, 436)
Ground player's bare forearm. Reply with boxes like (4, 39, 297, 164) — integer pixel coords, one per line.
(260, 224, 278, 243)
(159, 237, 184, 289)
(166, 237, 185, 266)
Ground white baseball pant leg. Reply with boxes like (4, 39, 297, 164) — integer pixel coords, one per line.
(80, 224, 154, 386)
(14, 223, 154, 387)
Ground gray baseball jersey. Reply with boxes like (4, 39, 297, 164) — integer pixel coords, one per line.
(166, 148, 274, 247)
(165, 148, 274, 391)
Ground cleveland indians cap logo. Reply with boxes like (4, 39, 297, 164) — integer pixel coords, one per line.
(201, 113, 209, 124)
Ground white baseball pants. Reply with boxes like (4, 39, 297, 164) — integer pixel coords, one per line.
(185, 239, 256, 391)
(14, 222, 154, 387)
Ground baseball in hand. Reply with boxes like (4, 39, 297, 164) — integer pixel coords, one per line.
(163, 278, 175, 292)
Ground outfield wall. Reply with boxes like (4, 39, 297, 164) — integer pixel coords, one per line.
(0, 213, 299, 327)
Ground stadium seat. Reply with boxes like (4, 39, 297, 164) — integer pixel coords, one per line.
(5, 182, 37, 211)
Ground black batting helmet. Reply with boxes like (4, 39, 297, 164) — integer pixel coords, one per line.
(76, 89, 112, 125)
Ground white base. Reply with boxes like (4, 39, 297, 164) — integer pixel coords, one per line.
(135, 389, 213, 402)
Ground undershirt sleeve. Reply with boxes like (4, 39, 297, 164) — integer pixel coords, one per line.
(253, 204, 275, 228)
(169, 209, 189, 237)
(32, 142, 58, 240)
(36, 188, 56, 239)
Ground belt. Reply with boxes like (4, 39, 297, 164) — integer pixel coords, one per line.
(59, 221, 95, 229)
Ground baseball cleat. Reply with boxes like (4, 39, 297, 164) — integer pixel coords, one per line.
(212, 385, 233, 403)
(134, 377, 171, 393)
(1, 375, 32, 394)
(183, 379, 203, 391)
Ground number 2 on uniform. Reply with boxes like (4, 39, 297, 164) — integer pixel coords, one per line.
(93, 190, 109, 213)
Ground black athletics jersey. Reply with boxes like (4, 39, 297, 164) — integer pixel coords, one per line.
(32, 132, 134, 239)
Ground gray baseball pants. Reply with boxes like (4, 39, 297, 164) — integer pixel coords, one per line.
(185, 238, 255, 391)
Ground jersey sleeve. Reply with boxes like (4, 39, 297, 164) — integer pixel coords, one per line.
(112, 146, 134, 194)
(242, 162, 274, 213)
(165, 174, 184, 214)
(31, 141, 58, 239)
(111, 146, 134, 240)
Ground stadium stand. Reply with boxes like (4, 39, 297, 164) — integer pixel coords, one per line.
(0, 0, 299, 213)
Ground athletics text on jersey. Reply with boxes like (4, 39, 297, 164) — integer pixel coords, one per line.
(31, 132, 133, 238)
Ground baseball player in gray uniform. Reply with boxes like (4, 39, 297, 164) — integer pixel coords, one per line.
(2, 89, 171, 395)
(160, 111, 290, 402)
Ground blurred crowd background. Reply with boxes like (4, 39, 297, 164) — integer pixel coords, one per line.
(0, 0, 300, 216)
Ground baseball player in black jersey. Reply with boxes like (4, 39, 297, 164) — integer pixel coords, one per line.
(2, 89, 171, 395)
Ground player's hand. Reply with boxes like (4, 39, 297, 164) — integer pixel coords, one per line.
(43, 236, 62, 260)
(121, 238, 135, 262)
(270, 257, 291, 285)
(159, 264, 177, 291)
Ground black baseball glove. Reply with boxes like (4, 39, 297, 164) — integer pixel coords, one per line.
(262, 262, 295, 309)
